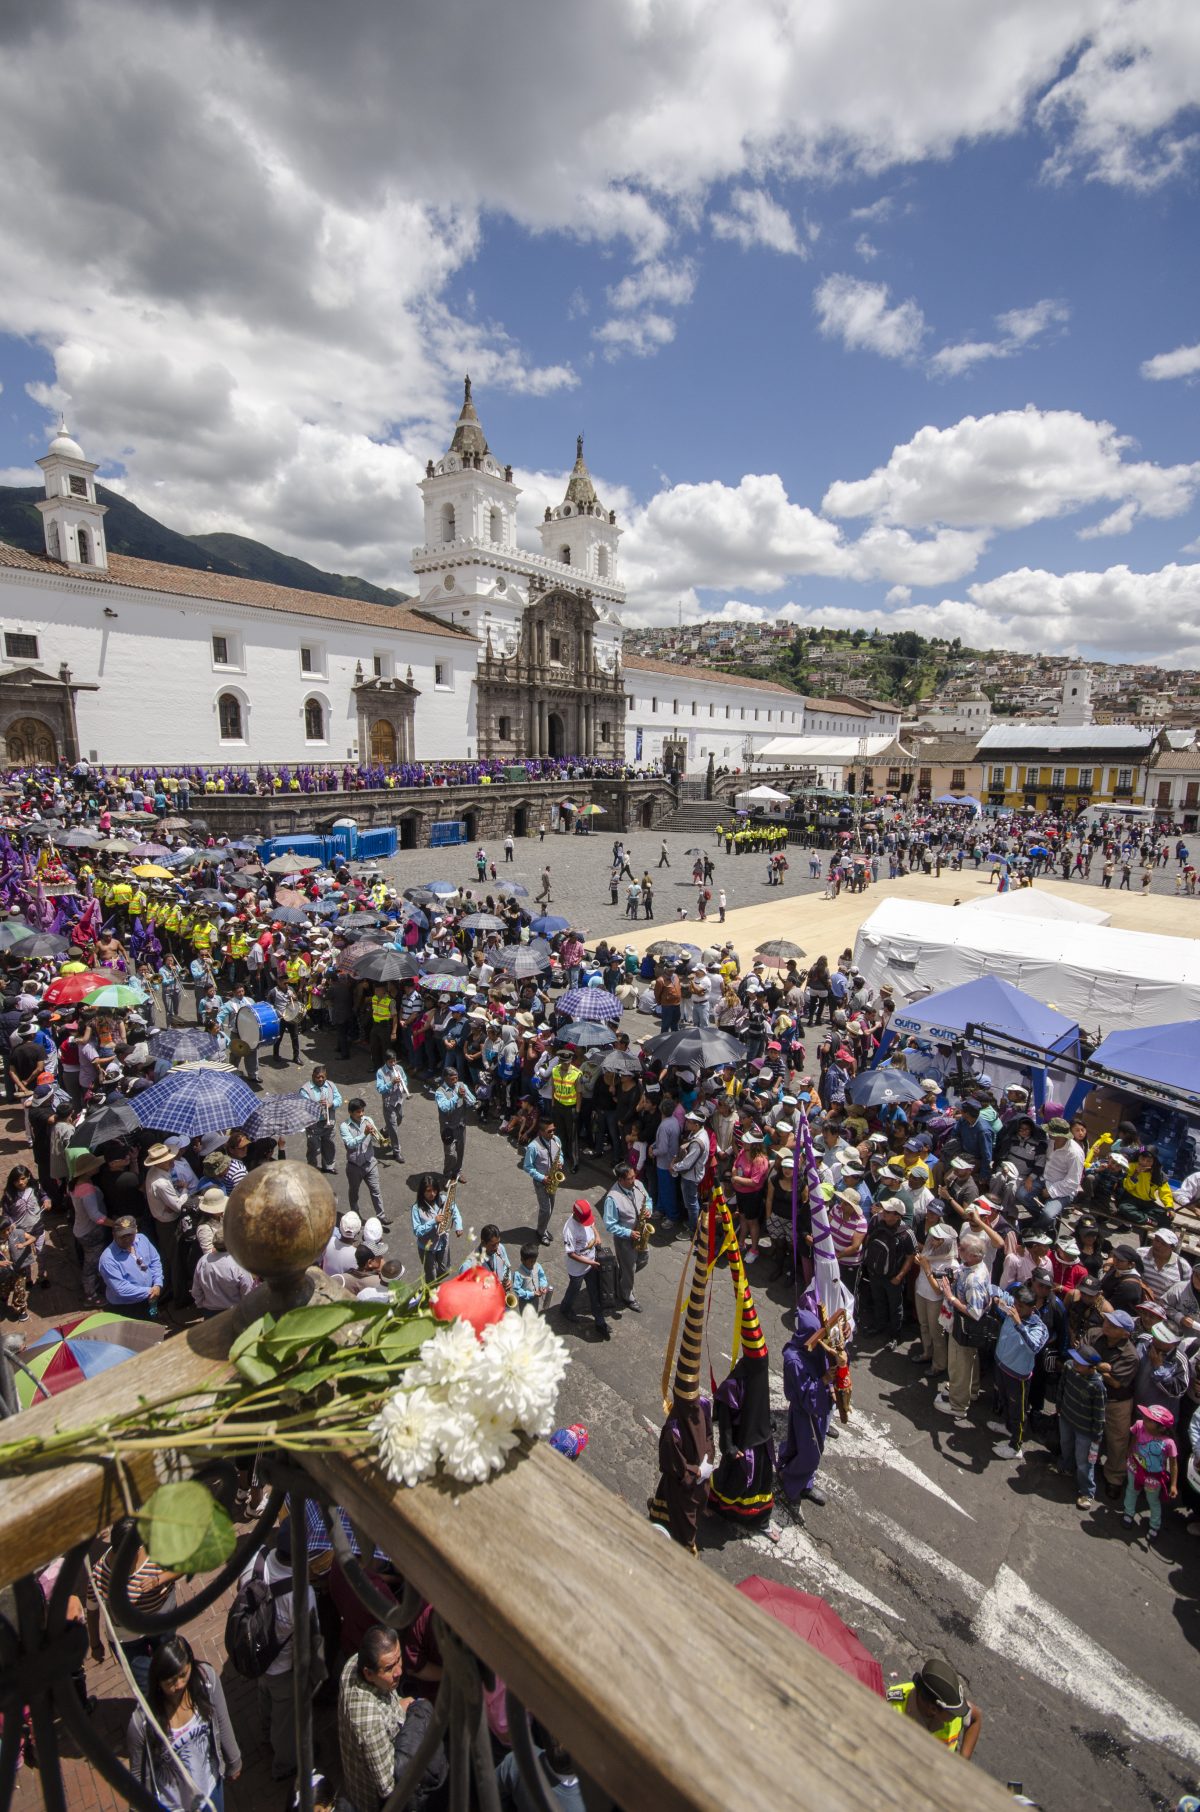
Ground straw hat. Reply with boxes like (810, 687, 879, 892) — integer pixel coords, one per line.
(194, 1187, 228, 1216)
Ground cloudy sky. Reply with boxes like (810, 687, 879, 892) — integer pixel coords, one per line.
(1, 0, 1199, 660)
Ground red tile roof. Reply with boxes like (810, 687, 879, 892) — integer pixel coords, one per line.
(622, 653, 801, 698)
(0, 542, 475, 641)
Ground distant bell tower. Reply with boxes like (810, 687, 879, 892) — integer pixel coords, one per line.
(36, 421, 108, 571)
(538, 433, 621, 597)
(1057, 667, 1093, 726)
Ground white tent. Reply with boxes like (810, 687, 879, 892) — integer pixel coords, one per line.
(963, 889, 1111, 927)
(853, 897, 1200, 1034)
(742, 784, 792, 802)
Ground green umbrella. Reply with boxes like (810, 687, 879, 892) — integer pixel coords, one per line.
(83, 981, 150, 1010)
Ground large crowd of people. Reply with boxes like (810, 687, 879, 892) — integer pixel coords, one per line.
(2, 760, 1198, 1802)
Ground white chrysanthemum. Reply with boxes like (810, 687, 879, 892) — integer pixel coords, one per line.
(476, 1308, 569, 1432)
(407, 1317, 485, 1396)
(371, 1386, 441, 1488)
(436, 1402, 522, 1484)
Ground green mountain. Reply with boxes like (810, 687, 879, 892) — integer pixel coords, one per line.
(0, 483, 410, 606)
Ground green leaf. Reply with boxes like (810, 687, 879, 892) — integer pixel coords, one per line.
(139, 1481, 236, 1573)
(229, 1316, 269, 1363)
(233, 1352, 279, 1387)
(375, 1316, 436, 1362)
(261, 1303, 364, 1351)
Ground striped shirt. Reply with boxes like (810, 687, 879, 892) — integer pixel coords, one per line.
(87, 1548, 176, 1641)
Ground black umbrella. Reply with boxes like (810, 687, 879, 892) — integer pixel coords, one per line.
(348, 947, 421, 983)
(419, 955, 468, 975)
(600, 1050, 642, 1076)
(268, 906, 309, 926)
(642, 1026, 747, 1070)
(556, 1021, 617, 1049)
(226, 869, 263, 889)
(189, 889, 228, 905)
(20, 933, 72, 959)
(495, 881, 529, 898)
(72, 1097, 143, 1148)
(755, 939, 807, 966)
(152, 1028, 221, 1062)
(490, 942, 552, 977)
(460, 912, 506, 931)
(0, 923, 36, 951)
(22, 824, 53, 841)
(644, 940, 702, 964)
(59, 828, 103, 849)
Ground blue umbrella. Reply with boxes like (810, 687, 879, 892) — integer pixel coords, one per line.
(400, 906, 428, 930)
(133, 1068, 260, 1136)
(496, 882, 529, 898)
(151, 1028, 221, 1062)
(559, 986, 622, 1023)
(247, 1091, 321, 1136)
(847, 1070, 926, 1109)
(424, 881, 459, 897)
(530, 915, 569, 938)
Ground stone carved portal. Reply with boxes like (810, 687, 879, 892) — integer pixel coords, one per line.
(476, 587, 624, 761)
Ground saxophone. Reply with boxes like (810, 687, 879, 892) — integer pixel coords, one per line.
(634, 1205, 654, 1252)
(544, 1139, 565, 1196)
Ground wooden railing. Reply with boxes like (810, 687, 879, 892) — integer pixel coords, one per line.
(0, 1293, 1020, 1812)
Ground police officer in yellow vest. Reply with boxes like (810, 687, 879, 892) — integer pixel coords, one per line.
(550, 1048, 583, 1172)
(368, 986, 396, 1066)
(887, 1659, 982, 1759)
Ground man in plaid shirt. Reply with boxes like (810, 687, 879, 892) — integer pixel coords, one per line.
(337, 1626, 407, 1810)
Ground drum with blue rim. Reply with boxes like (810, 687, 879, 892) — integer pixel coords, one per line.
(236, 1000, 281, 1048)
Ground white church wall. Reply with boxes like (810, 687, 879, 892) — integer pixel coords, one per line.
(623, 667, 805, 769)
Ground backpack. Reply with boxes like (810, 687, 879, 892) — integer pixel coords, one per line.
(224, 1552, 291, 1678)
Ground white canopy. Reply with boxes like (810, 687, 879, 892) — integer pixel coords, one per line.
(853, 897, 1200, 1035)
(742, 784, 792, 802)
(963, 889, 1111, 927)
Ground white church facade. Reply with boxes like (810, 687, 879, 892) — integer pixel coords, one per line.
(0, 387, 844, 771)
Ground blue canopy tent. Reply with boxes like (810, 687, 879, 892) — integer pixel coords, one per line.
(879, 974, 1081, 1111)
(934, 793, 982, 813)
(1064, 1019, 1200, 1118)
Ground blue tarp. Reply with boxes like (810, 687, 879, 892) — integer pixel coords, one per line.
(1086, 1020, 1200, 1095)
(889, 974, 1080, 1062)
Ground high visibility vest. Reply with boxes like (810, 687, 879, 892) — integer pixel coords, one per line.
(551, 1065, 581, 1106)
(886, 1684, 964, 1750)
(229, 933, 250, 959)
(371, 993, 393, 1023)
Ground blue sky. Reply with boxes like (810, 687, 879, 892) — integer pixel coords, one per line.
(1, 0, 1198, 659)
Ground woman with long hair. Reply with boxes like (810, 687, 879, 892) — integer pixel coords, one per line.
(126, 1635, 241, 1810)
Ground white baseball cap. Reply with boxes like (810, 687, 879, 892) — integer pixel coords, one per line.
(340, 1211, 363, 1238)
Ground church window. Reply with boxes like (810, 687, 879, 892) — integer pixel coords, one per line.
(725, 705, 731, 719)
(489, 508, 502, 544)
(709, 703, 715, 717)
(596, 547, 609, 579)
(69, 474, 87, 498)
(550, 637, 562, 662)
(218, 693, 243, 740)
(76, 527, 91, 565)
(441, 503, 456, 543)
(4, 633, 39, 661)
(304, 698, 325, 741)
(212, 634, 231, 666)
(46, 522, 61, 559)
(559, 546, 572, 567)
(672, 699, 678, 715)
(691, 702, 697, 716)
(373, 654, 384, 677)
(651, 698, 658, 714)
(498, 715, 512, 740)
(300, 646, 313, 672)
(434, 663, 451, 689)
(600, 720, 611, 743)
(754, 709, 759, 720)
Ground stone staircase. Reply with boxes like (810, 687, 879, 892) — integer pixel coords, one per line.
(657, 799, 728, 835)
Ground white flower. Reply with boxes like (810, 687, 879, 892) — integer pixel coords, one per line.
(371, 1386, 442, 1488)
(407, 1318, 485, 1396)
(475, 1308, 569, 1434)
(437, 1401, 522, 1484)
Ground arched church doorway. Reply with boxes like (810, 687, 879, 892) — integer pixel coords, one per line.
(398, 811, 420, 851)
(5, 718, 57, 766)
(512, 805, 529, 838)
(547, 712, 565, 759)
(640, 798, 655, 828)
(370, 720, 397, 765)
(462, 809, 479, 844)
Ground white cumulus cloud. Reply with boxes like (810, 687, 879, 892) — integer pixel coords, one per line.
(711, 189, 803, 254)
(1141, 341, 1200, 381)
(813, 274, 926, 360)
(930, 298, 1069, 376)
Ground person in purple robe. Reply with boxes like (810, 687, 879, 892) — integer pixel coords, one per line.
(776, 1298, 834, 1509)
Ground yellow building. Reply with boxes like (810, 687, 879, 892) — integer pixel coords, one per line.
(976, 725, 1165, 813)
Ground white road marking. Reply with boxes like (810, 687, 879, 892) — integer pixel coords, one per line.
(974, 1565, 1200, 1772)
(749, 1517, 901, 1622)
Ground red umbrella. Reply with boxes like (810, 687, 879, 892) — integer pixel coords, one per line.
(43, 971, 117, 1005)
(735, 1577, 885, 1697)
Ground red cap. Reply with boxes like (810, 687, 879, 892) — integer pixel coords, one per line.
(572, 1198, 594, 1223)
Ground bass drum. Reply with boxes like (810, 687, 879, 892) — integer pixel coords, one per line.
(235, 1000, 282, 1049)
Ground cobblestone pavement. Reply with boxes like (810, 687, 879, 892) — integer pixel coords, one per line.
(6, 827, 1200, 1811)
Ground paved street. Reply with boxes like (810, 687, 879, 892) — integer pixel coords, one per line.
(10, 827, 1200, 1812)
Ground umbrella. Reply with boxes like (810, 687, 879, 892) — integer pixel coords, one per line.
(530, 915, 569, 938)
(490, 944, 552, 977)
(20, 824, 53, 841)
(151, 1027, 221, 1062)
(495, 882, 529, 898)
(247, 1091, 321, 1136)
(642, 1026, 747, 1070)
(460, 912, 506, 931)
(556, 1021, 617, 1049)
(349, 947, 421, 983)
(189, 889, 228, 906)
(15, 1312, 166, 1410)
(268, 907, 310, 926)
(266, 854, 320, 874)
(132, 842, 175, 860)
(600, 1050, 642, 1076)
(581, 804, 607, 815)
(0, 922, 36, 949)
(755, 939, 807, 965)
(83, 981, 150, 1010)
(97, 838, 134, 854)
(424, 881, 460, 897)
(734, 1578, 884, 1697)
(158, 816, 193, 831)
(338, 910, 385, 929)
(302, 1499, 387, 1562)
(399, 906, 429, 930)
(59, 828, 103, 849)
(226, 869, 264, 890)
(644, 940, 702, 964)
(559, 987, 622, 1023)
(419, 956, 468, 975)
(71, 1097, 144, 1148)
(131, 863, 175, 880)
(404, 887, 443, 905)
(846, 1069, 927, 1110)
(133, 1068, 260, 1137)
(18, 933, 72, 959)
(420, 974, 473, 994)
(44, 971, 117, 1005)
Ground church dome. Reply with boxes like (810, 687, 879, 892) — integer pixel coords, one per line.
(563, 434, 599, 509)
(47, 423, 86, 461)
(448, 375, 490, 460)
